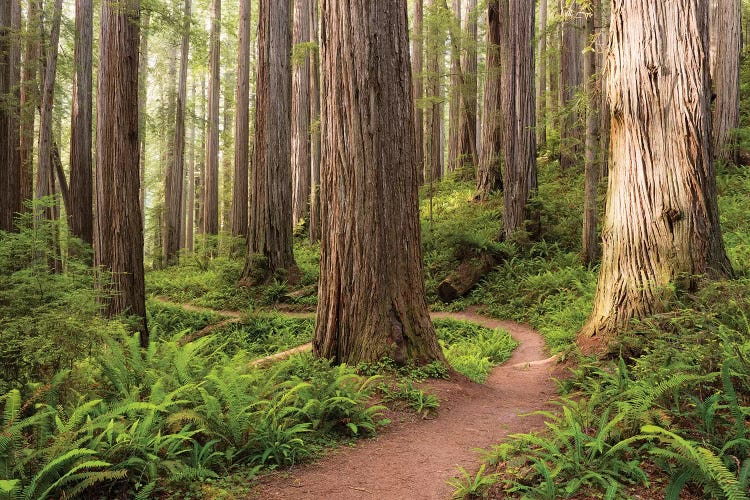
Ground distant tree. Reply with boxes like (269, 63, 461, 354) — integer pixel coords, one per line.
(291, 0, 312, 227)
(309, 2, 321, 243)
(19, 0, 38, 209)
(232, 0, 251, 238)
(0, 0, 21, 232)
(95, 0, 148, 346)
(582, 0, 599, 264)
(426, 0, 445, 182)
(138, 9, 150, 228)
(314, 0, 445, 365)
(186, 79, 196, 250)
(710, 0, 741, 165)
(447, 0, 461, 173)
(412, 0, 425, 184)
(458, 0, 477, 170)
(203, 0, 220, 235)
(578, 0, 732, 354)
(558, 0, 584, 171)
(536, 0, 548, 149)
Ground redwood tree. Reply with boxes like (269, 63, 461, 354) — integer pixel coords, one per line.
(314, 0, 444, 365)
(95, 0, 148, 346)
(412, 0, 424, 184)
(0, 0, 21, 231)
(291, 0, 312, 227)
(232, 0, 251, 238)
(458, 0, 477, 169)
(203, 0, 220, 235)
(244, 0, 296, 278)
(578, 0, 732, 354)
(309, 3, 321, 243)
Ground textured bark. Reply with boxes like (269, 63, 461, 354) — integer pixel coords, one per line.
(437, 252, 500, 303)
(186, 79, 196, 251)
(232, 0, 251, 237)
(196, 74, 206, 234)
(291, 0, 311, 226)
(35, 0, 62, 213)
(221, 70, 234, 232)
(0, 0, 21, 231)
(559, 0, 584, 170)
(536, 0, 548, 149)
(578, 0, 732, 354)
(19, 0, 38, 209)
(500, 0, 537, 239)
(95, 0, 148, 346)
(709, 0, 741, 165)
(447, 0, 461, 173)
(244, 0, 296, 277)
(69, 0, 94, 245)
(163, 0, 191, 265)
(457, 0, 477, 170)
(315, 0, 444, 366)
(203, 0, 221, 235)
(413, 0, 425, 184)
(138, 10, 149, 228)
(309, 3, 321, 243)
(426, 0, 444, 182)
(475, 0, 502, 200)
(582, 4, 599, 264)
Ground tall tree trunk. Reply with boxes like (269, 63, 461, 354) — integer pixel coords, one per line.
(578, 0, 732, 354)
(458, 0, 477, 170)
(35, 0, 62, 217)
(599, 0, 610, 177)
(475, 0, 502, 200)
(19, 0, 38, 210)
(196, 74, 206, 235)
(244, 0, 296, 278)
(186, 79, 196, 251)
(163, 0, 191, 265)
(309, 2, 321, 243)
(582, 2, 599, 264)
(138, 10, 149, 229)
(292, 0, 311, 227)
(709, 0, 741, 165)
(536, 0, 548, 149)
(221, 69, 234, 233)
(232, 0, 251, 238)
(447, 0, 461, 173)
(0, 0, 21, 231)
(413, 0, 425, 184)
(314, 0, 445, 365)
(96, 0, 148, 346)
(203, 0, 221, 235)
(500, 0, 537, 239)
(426, 0, 444, 182)
(69, 0, 94, 246)
(547, 0, 559, 132)
(559, 0, 583, 170)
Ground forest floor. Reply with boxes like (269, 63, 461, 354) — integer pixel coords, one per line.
(237, 308, 562, 500)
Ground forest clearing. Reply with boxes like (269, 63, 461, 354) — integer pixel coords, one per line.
(1, 0, 749, 499)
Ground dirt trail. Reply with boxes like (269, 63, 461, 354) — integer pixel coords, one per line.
(249, 307, 561, 500)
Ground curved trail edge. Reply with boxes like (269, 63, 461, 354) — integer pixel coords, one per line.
(156, 298, 562, 499)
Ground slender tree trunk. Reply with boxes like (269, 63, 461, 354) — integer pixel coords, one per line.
(458, 0, 477, 171)
(138, 10, 149, 230)
(315, 0, 445, 365)
(448, 0, 462, 173)
(96, 0, 148, 346)
(186, 79, 196, 251)
(69, 0, 94, 245)
(559, 0, 583, 170)
(232, 0, 251, 237)
(203, 0, 221, 235)
(196, 74, 206, 235)
(426, 0, 444, 182)
(309, 2, 321, 243)
(476, 0, 502, 200)
(244, 0, 296, 278)
(292, 0, 311, 227)
(536, 0, 548, 149)
(548, 0, 559, 131)
(413, 0, 425, 184)
(0, 0, 21, 231)
(35, 0, 62, 216)
(578, 0, 732, 354)
(19, 0, 38, 210)
(500, 0, 537, 239)
(710, 0, 741, 165)
(163, 0, 191, 265)
(582, 3, 599, 264)
(599, 0, 610, 178)
(221, 69, 234, 233)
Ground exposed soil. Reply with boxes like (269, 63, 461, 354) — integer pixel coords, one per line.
(248, 307, 564, 500)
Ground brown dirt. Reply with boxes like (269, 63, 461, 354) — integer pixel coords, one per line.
(248, 307, 564, 500)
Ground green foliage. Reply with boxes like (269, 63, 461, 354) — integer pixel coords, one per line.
(147, 299, 223, 340)
(217, 314, 314, 359)
(447, 464, 498, 499)
(379, 380, 440, 417)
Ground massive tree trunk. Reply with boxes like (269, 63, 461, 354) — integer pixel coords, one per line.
(0, 0, 21, 231)
(203, 0, 220, 235)
(457, 0, 477, 170)
(232, 0, 251, 238)
(244, 0, 296, 278)
(95, 0, 148, 346)
(315, 0, 445, 365)
(559, 0, 584, 171)
(536, 0, 548, 149)
(69, 0, 94, 245)
(447, 0, 461, 173)
(19, 0, 38, 210)
(578, 0, 733, 354)
(500, 0, 537, 239)
(426, 0, 444, 182)
(291, 0, 311, 227)
(475, 0, 502, 200)
(709, 0, 741, 165)
(413, 0, 425, 184)
(309, 2, 321, 243)
(163, 0, 191, 265)
(582, 2, 599, 264)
